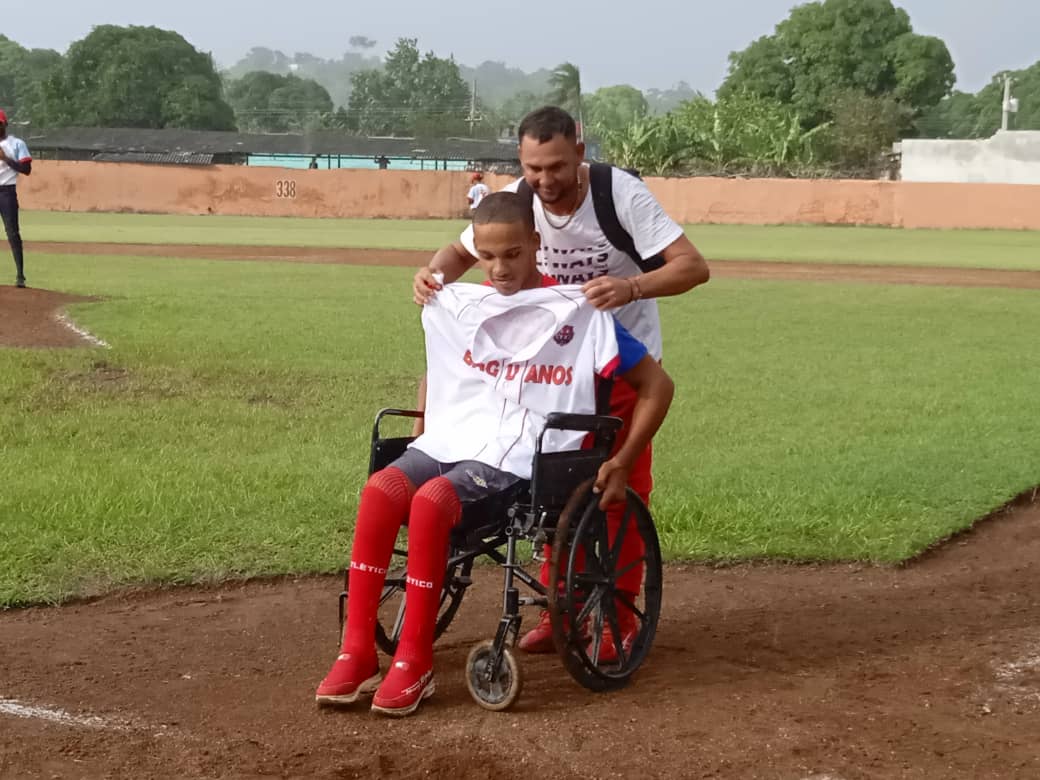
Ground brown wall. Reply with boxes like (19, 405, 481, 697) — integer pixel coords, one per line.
(20, 161, 1040, 230)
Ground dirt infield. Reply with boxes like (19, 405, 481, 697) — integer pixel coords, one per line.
(1, 492, 1038, 779)
(3, 246, 1038, 778)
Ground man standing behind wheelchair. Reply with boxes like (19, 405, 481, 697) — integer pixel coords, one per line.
(317, 192, 674, 716)
(414, 106, 709, 659)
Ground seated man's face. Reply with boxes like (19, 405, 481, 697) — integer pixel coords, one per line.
(473, 221, 541, 296)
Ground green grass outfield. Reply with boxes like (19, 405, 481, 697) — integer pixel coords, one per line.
(2, 248, 1038, 606)
(22, 211, 1040, 270)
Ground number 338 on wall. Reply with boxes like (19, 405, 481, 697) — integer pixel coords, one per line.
(275, 180, 297, 198)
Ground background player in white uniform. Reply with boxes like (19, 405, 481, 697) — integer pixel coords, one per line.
(0, 109, 32, 288)
(316, 192, 673, 716)
(466, 172, 490, 211)
(413, 106, 708, 656)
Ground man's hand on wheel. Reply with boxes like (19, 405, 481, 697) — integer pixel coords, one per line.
(593, 458, 630, 509)
(413, 267, 443, 305)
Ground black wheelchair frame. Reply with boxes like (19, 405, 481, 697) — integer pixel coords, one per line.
(337, 406, 663, 711)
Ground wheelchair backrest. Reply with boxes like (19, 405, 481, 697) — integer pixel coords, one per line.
(369, 436, 414, 475)
(529, 445, 612, 513)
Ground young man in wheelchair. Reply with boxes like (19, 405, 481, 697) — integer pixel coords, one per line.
(316, 192, 674, 716)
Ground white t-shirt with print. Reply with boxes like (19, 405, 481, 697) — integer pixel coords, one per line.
(460, 165, 683, 359)
(411, 283, 620, 479)
(0, 135, 31, 187)
(467, 183, 490, 210)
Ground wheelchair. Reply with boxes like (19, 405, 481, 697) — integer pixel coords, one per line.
(337, 406, 663, 711)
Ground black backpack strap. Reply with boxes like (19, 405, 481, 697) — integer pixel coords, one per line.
(516, 177, 534, 204)
(588, 163, 665, 273)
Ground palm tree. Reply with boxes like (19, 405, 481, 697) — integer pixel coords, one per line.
(548, 62, 584, 139)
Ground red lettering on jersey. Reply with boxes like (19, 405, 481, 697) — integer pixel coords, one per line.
(505, 364, 522, 381)
(464, 350, 474, 366)
(519, 364, 576, 385)
(486, 360, 500, 377)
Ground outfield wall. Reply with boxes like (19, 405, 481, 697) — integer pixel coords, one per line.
(20, 160, 1040, 230)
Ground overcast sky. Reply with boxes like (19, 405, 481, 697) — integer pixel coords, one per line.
(11, 0, 1039, 95)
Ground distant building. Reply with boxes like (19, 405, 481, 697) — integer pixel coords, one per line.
(29, 127, 521, 173)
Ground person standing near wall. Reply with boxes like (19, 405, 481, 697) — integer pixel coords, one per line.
(466, 172, 490, 211)
(0, 110, 31, 288)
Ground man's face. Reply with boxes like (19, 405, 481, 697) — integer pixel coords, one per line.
(473, 221, 541, 295)
(518, 134, 585, 205)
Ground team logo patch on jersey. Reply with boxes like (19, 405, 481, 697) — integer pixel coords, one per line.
(465, 469, 488, 489)
(554, 325, 575, 346)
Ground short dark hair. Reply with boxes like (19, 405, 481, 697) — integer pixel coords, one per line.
(472, 191, 535, 233)
(518, 106, 577, 143)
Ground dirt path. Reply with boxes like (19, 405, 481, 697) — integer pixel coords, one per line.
(2, 492, 1038, 779)
(10, 240, 1037, 351)
(0, 287, 99, 348)
(32, 241, 1040, 290)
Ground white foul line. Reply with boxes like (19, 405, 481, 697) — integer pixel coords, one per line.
(53, 311, 110, 348)
(0, 697, 129, 731)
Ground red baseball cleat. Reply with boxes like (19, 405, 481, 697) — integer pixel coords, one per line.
(517, 610, 556, 654)
(371, 659, 435, 717)
(315, 653, 381, 705)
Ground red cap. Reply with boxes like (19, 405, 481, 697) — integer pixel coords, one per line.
(471, 172, 483, 182)
(0, 110, 8, 124)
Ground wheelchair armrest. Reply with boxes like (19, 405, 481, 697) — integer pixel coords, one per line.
(372, 408, 424, 441)
(543, 412, 623, 435)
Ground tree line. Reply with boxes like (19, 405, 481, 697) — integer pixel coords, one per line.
(0, 26, 698, 139)
(2, 1, 1037, 177)
(589, 0, 1039, 176)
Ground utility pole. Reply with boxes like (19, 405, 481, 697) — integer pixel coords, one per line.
(1001, 75, 1019, 131)
(467, 79, 483, 136)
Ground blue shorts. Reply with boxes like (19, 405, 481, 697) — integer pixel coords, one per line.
(392, 447, 523, 504)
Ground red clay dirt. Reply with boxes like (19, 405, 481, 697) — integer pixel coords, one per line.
(2, 245, 1039, 779)
(0, 286, 99, 348)
(1, 495, 1038, 780)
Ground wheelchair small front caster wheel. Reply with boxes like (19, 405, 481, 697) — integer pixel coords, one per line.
(465, 640, 522, 711)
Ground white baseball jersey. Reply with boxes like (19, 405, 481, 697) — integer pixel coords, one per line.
(411, 283, 621, 479)
(467, 182, 490, 210)
(460, 164, 684, 360)
(0, 135, 31, 187)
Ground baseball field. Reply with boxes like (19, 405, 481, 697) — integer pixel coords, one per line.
(2, 212, 1039, 778)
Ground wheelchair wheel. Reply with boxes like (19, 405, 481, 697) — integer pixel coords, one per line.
(548, 479, 662, 692)
(465, 640, 522, 711)
(341, 544, 471, 657)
